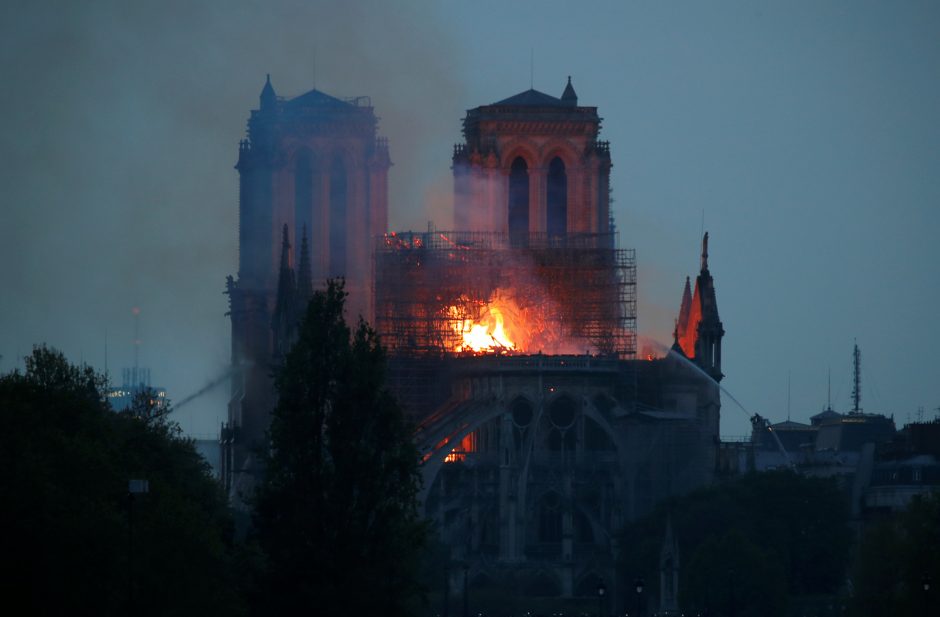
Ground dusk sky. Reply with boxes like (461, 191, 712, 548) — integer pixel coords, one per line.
(1, 0, 937, 437)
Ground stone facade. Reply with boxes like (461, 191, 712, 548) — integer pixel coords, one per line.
(222, 76, 389, 496)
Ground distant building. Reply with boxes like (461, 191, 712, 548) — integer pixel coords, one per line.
(860, 420, 940, 515)
(107, 366, 167, 412)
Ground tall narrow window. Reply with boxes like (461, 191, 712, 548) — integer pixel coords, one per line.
(508, 157, 529, 242)
(294, 151, 313, 257)
(547, 157, 567, 237)
(329, 155, 347, 276)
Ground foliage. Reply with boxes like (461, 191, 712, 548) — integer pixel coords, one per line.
(617, 471, 852, 616)
(848, 492, 940, 617)
(252, 280, 427, 617)
(684, 530, 788, 617)
(0, 345, 243, 616)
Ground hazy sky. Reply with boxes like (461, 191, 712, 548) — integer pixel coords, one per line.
(1, 0, 938, 437)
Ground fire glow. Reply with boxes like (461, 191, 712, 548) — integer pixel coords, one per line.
(448, 294, 519, 353)
(446, 290, 588, 356)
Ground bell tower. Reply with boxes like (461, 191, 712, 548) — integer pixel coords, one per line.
(452, 77, 611, 238)
(223, 75, 390, 495)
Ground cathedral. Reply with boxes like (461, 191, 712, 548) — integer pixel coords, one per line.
(223, 76, 724, 614)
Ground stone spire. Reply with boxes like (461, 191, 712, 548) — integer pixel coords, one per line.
(260, 73, 277, 111)
(297, 225, 313, 304)
(272, 225, 297, 358)
(677, 276, 692, 344)
(700, 231, 709, 272)
(691, 231, 724, 381)
(561, 75, 578, 106)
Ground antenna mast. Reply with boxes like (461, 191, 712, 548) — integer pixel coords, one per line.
(851, 341, 861, 413)
(530, 48, 534, 89)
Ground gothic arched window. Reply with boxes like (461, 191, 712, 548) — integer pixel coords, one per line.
(547, 157, 567, 238)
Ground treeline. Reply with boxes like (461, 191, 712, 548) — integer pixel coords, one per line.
(0, 282, 427, 617)
(618, 471, 940, 617)
(3, 286, 937, 616)
(618, 471, 852, 617)
(0, 346, 248, 616)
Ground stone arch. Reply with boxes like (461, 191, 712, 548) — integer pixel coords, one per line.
(546, 156, 567, 238)
(510, 395, 535, 428)
(418, 403, 508, 501)
(547, 393, 579, 429)
(539, 142, 580, 172)
(499, 139, 539, 171)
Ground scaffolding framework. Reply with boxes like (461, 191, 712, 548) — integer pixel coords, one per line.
(374, 231, 637, 359)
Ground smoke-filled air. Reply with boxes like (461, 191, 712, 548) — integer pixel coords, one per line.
(1, 0, 938, 437)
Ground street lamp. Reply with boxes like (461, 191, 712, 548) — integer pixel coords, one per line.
(597, 580, 606, 617)
(634, 577, 644, 617)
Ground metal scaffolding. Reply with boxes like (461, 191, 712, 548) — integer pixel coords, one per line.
(374, 231, 636, 359)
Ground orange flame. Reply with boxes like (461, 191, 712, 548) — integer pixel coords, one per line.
(444, 432, 476, 463)
(449, 297, 517, 353)
(446, 290, 587, 355)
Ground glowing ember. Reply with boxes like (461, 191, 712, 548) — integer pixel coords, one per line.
(445, 289, 590, 356)
(444, 433, 476, 463)
(449, 295, 518, 353)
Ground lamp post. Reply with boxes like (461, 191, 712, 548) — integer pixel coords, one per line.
(634, 577, 644, 617)
(597, 580, 606, 617)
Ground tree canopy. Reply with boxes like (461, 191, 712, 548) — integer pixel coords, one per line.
(849, 492, 940, 617)
(618, 471, 852, 617)
(0, 345, 243, 616)
(252, 280, 427, 617)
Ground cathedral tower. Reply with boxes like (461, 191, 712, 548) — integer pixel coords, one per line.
(452, 77, 612, 237)
(223, 76, 390, 494)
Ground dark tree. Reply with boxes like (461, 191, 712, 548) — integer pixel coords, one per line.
(617, 471, 852, 616)
(0, 346, 243, 616)
(252, 280, 427, 617)
(849, 492, 940, 617)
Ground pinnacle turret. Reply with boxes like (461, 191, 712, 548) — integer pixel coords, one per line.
(700, 231, 709, 272)
(561, 76, 578, 106)
(297, 225, 313, 303)
(260, 73, 277, 111)
(272, 225, 297, 358)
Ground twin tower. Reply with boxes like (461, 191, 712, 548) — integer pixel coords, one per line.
(223, 76, 720, 491)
